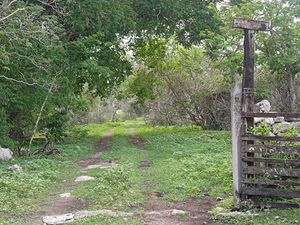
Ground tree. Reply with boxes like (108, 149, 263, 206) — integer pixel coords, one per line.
(203, 0, 300, 111)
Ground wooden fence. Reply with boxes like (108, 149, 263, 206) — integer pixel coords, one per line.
(240, 112, 300, 208)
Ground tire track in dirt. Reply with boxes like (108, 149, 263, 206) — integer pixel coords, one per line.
(26, 130, 113, 225)
(129, 134, 232, 225)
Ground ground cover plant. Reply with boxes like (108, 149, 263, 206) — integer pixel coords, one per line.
(0, 120, 299, 224)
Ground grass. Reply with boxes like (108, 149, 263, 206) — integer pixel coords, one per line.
(69, 215, 142, 225)
(74, 125, 145, 211)
(136, 125, 233, 201)
(0, 124, 111, 224)
(0, 119, 299, 225)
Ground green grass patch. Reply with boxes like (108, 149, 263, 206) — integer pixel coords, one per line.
(75, 125, 145, 211)
(136, 125, 232, 201)
(69, 215, 142, 225)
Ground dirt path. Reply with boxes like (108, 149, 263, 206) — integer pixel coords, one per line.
(129, 134, 232, 225)
(26, 131, 113, 225)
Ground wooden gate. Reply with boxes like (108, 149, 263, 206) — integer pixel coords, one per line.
(231, 18, 300, 208)
(241, 112, 300, 208)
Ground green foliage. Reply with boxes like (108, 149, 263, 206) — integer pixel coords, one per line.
(0, 159, 64, 215)
(136, 126, 232, 200)
(75, 128, 145, 210)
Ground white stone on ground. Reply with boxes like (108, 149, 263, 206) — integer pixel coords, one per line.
(171, 209, 188, 216)
(59, 193, 71, 198)
(218, 211, 259, 217)
(0, 146, 13, 161)
(84, 164, 114, 170)
(75, 175, 95, 182)
(42, 213, 74, 225)
(74, 209, 133, 220)
(7, 164, 22, 173)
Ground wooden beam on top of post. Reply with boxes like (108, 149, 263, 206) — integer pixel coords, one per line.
(233, 18, 272, 31)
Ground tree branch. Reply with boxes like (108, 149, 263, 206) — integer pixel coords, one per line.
(0, 8, 25, 22)
(0, 75, 37, 86)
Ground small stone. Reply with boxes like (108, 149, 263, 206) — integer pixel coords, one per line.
(171, 209, 188, 216)
(59, 193, 71, 198)
(84, 164, 114, 170)
(75, 176, 95, 182)
(74, 210, 133, 220)
(274, 117, 285, 123)
(273, 122, 291, 134)
(0, 146, 13, 161)
(7, 164, 22, 173)
(42, 213, 74, 225)
(255, 100, 271, 113)
(275, 216, 279, 219)
(218, 211, 259, 217)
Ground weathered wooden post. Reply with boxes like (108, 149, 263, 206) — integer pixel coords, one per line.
(232, 18, 271, 208)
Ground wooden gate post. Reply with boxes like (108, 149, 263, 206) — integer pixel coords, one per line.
(232, 18, 271, 208)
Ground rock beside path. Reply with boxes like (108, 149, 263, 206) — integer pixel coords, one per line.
(42, 213, 74, 225)
(7, 164, 22, 173)
(42, 210, 133, 224)
(0, 146, 13, 161)
(75, 175, 95, 182)
(74, 209, 134, 220)
(83, 163, 115, 170)
(59, 193, 71, 198)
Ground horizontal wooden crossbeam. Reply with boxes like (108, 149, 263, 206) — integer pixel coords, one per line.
(242, 135, 300, 142)
(243, 145, 300, 154)
(233, 18, 271, 31)
(242, 112, 300, 118)
(242, 187, 300, 198)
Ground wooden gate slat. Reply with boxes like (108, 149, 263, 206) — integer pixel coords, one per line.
(242, 112, 300, 118)
(243, 167, 300, 177)
(242, 157, 300, 165)
(243, 145, 300, 154)
(251, 200, 300, 209)
(242, 135, 300, 142)
(243, 187, 300, 198)
(242, 178, 300, 186)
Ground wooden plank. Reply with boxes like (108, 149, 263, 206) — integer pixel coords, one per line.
(242, 112, 300, 118)
(242, 179, 300, 186)
(243, 166, 300, 177)
(242, 135, 300, 142)
(243, 145, 300, 154)
(251, 199, 300, 209)
(243, 187, 300, 198)
(233, 18, 271, 31)
(242, 157, 300, 165)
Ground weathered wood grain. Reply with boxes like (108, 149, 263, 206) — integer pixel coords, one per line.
(233, 18, 271, 31)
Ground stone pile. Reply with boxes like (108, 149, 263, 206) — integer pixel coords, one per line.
(254, 100, 300, 136)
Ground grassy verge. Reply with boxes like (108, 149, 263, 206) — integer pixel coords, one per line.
(0, 124, 110, 224)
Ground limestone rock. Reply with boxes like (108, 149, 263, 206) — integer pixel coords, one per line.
(7, 164, 22, 173)
(273, 122, 291, 134)
(84, 163, 115, 170)
(0, 147, 13, 161)
(218, 211, 259, 217)
(75, 176, 95, 182)
(274, 117, 285, 123)
(171, 209, 188, 216)
(42, 213, 74, 225)
(59, 193, 71, 198)
(255, 100, 271, 113)
(74, 210, 133, 220)
(254, 117, 274, 125)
